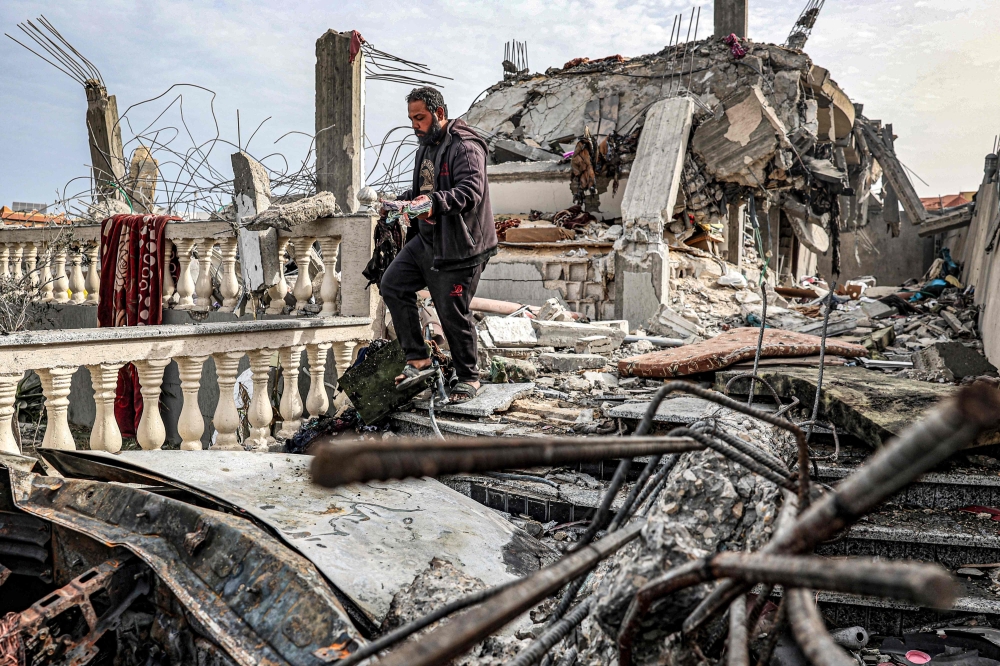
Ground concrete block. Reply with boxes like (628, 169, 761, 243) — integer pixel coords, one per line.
(861, 300, 897, 320)
(531, 320, 626, 349)
(647, 305, 700, 339)
(539, 353, 608, 372)
(413, 382, 535, 417)
(576, 335, 614, 355)
(483, 316, 538, 347)
(914, 341, 997, 381)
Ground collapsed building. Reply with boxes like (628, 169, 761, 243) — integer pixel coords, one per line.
(3, 2, 1000, 666)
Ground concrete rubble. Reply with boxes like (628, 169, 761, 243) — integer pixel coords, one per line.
(7, 4, 1000, 666)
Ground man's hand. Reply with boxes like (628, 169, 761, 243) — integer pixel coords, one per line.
(411, 195, 433, 222)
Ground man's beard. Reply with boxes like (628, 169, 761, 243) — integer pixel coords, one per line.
(415, 116, 444, 146)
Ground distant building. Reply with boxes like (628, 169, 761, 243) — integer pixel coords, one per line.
(922, 192, 976, 211)
(1, 206, 72, 226)
(10, 201, 48, 213)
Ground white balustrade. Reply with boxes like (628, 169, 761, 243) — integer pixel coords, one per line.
(194, 238, 216, 311)
(52, 248, 69, 304)
(162, 240, 176, 307)
(26, 243, 39, 288)
(0, 245, 9, 279)
(247, 349, 275, 451)
(276, 345, 304, 439)
(69, 246, 87, 304)
(211, 351, 244, 451)
(88, 363, 124, 453)
(135, 358, 170, 450)
(11, 244, 24, 280)
(39, 246, 53, 302)
(218, 237, 240, 312)
(174, 238, 197, 309)
(0, 373, 20, 455)
(317, 237, 341, 315)
(266, 238, 291, 315)
(293, 237, 316, 311)
(85, 246, 101, 305)
(176, 355, 208, 450)
(306, 342, 332, 419)
(37, 367, 75, 450)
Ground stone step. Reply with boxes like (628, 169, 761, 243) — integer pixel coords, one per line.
(816, 464, 1000, 511)
(817, 508, 1000, 569)
(812, 589, 1000, 636)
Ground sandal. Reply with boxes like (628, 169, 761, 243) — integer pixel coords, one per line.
(449, 382, 481, 404)
(396, 363, 436, 392)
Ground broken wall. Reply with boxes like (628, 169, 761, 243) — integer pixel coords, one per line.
(816, 208, 934, 286)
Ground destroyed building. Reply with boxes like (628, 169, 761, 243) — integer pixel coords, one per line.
(3, 3, 1000, 666)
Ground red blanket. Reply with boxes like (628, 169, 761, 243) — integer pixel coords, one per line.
(98, 214, 180, 437)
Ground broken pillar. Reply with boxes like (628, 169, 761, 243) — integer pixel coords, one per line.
(726, 200, 744, 268)
(85, 80, 126, 203)
(881, 123, 901, 236)
(617, 97, 695, 329)
(714, 0, 748, 39)
(231, 151, 280, 292)
(126, 145, 158, 213)
(315, 30, 364, 213)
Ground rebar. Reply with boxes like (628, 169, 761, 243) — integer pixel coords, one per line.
(309, 436, 701, 488)
(786, 588, 855, 666)
(375, 522, 644, 666)
(508, 598, 594, 666)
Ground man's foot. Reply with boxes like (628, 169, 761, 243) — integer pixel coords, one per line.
(449, 380, 481, 404)
(395, 358, 432, 385)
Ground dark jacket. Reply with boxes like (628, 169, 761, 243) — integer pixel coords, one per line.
(400, 119, 497, 271)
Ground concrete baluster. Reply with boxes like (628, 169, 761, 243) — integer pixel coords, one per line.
(247, 349, 275, 451)
(292, 237, 316, 311)
(11, 244, 24, 280)
(331, 341, 357, 387)
(194, 238, 216, 311)
(52, 247, 69, 303)
(39, 245, 53, 302)
(211, 352, 243, 450)
(87, 363, 124, 453)
(0, 245, 9, 279)
(26, 243, 40, 290)
(37, 367, 76, 450)
(277, 345, 304, 439)
(318, 237, 341, 315)
(174, 239, 196, 309)
(0, 373, 21, 455)
(218, 237, 240, 312)
(176, 355, 208, 451)
(305, 342, 332, 418)
(266, 238, 291, 315)
(162, 240, 176, 307)
(135, 359, 170, 450)
(84, 245, 101, 305)
(69, 246, 87, 304)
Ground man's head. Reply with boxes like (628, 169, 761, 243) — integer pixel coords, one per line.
(407, 87, 448, 146)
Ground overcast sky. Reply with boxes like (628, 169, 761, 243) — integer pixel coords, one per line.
(1, 0, 997, 210)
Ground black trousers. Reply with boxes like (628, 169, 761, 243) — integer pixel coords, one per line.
(381, 237, 484, 382)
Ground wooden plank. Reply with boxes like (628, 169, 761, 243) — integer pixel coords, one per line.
(504, 226, 574, 243)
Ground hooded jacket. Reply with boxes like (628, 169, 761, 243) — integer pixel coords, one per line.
(400, 118, 497, 271)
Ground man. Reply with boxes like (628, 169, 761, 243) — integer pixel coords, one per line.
(380, 87, 497, 403)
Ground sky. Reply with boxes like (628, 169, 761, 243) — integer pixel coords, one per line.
(1, 0, 998, 212)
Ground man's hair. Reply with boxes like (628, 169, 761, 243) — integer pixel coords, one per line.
(406, 87, 447, 117)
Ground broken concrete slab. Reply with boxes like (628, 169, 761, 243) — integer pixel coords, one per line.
(576, 335, 615, 355)
(619, 327, 867, 378)
(54, 450, 552, 628)
(861, 300, 898, 320)
(716, 366, 977, 448)
(607, 395, 734, 426)
(691, 85, 789, 188)
(391, 411, 537, 438)
(414, 382, 536, 417)
(539, 353, 607, 372)
(484, 316, 538, 347)
(914, 342, 998, 382)
(246, 191, 337, 231)
(531, 320, 626, 349)
(646, 304, 702, 339)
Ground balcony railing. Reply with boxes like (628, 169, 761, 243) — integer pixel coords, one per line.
(0, 213, 377, 318)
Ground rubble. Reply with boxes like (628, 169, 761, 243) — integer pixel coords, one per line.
(539, 353, 608, 372)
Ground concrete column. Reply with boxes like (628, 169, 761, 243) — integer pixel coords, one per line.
(726, 201, 745, 268)
(85, 81, 126, 202)
(715, 0, 748, 39)
(232, 151, 279, 292)
(315, 30, 364, 213)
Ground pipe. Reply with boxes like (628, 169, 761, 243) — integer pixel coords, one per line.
(830, 627, 869, 651)
(375, 521, 644, 666)
(310, 436, 701, 488)
(787, 588, 855, 666)
(417, 290, 543, 318)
